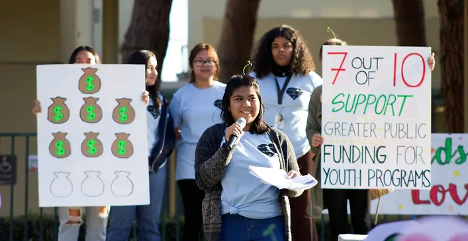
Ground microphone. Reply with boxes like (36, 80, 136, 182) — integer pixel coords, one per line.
(228, 117, 246, 149)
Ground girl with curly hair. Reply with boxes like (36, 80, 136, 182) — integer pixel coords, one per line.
(249, 25, 322, 241)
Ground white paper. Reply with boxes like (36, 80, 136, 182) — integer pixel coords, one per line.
(36, 64, 150, 207)
(370, 134, 468, 215)
(321, 46, 432, 189)
(248, 166, 318, 191)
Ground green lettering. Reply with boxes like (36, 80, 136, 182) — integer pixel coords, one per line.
(353, 94, 367, 114)
(383, 94, 397, 116)
(363, 94, 376, 114)
(434, 137, 452, 165)
(344, 94, 355, 113)
(397, 95, 413, 116)
(332, 93, 345, 112)
(455, 146, 467, 164)
(375, 95, 387, 115)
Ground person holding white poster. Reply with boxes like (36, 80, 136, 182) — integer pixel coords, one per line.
(105, 50, 175, 241)
(249, 25, 322, 241)
(170, 43, 226, 241)
(33, 46, 151, 241)
(34, 46, 101, 241)
(307, 38, 435, 241)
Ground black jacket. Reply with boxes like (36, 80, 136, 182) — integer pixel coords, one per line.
(149, 95, 176, 172)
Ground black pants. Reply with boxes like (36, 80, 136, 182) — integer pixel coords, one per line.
(178, 179, 205, 241)
(323, 189, 371, 241)
(289, 151, 318, 241)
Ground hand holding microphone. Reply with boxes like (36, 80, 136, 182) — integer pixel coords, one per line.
(226, 118, 246, 149)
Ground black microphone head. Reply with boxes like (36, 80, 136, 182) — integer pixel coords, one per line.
(237, 117, 247, 128)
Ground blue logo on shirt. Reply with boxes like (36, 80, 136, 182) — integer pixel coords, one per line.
(214, 99, 223, 110)
(286, 87, 303, 100)
(257, 143, 277, 157)
(147, 106, 160, 119)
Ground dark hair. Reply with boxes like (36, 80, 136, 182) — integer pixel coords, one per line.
(252, 25, 315, 79)
(188, 43, 220, 83)
(127, 50, 161, 107)
(221, 75, 269, 134)
(319, 38, 348, 62)
(68, 46, 101, 64)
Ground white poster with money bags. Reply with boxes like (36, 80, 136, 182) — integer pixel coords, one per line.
(36, 64, 150, 207)
(321, 46, 432, 189)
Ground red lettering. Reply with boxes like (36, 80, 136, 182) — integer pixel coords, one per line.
(420, 183, 468, 206)
(448, 183, 468, 205)
(393, 53, 426, 87)
(411, 190, 431, 204)
(327, 52, 347, 84)
(401, 53, 426, 87)
(430, 185, 447, 206)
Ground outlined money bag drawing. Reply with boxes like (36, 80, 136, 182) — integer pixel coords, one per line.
(112, 98, 136, 124)
(111, 171, 134, 197)
(50, 172, 73, 197)
(78, 67, 101, 94)
(81, 132, 104, 157)
(80, 97, 103, 123)
(111, 133, 134, 158)
(49, 132, 71, 158)
(47, 97, 70, 124)
(81, 171, 105, 197)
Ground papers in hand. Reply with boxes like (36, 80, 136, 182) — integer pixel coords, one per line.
(248, 166, 318, 191)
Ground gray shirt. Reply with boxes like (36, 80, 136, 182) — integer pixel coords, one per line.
(306, 85, 324, 219)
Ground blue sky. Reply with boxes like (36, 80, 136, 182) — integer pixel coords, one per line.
(161, 0, 188, 82)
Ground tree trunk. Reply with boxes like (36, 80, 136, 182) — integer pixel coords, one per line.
(391, 0, 427, 46)
(217, 0, 261, 83)
(391, 0, 432, 131)
(438, 0, 465, 133)
(121, 0, 173, 80)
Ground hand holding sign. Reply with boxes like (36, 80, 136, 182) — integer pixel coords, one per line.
(321, 46, 431, 190)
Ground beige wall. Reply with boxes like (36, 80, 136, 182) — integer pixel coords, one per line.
(0, 0, 61, 217)
(0, 0, 61, 132)
(189, 0, 440, 50)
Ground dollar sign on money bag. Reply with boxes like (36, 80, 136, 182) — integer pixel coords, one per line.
(112, 98, 136, 124)
(111, 133, 134, 158)
(49, 132, 71, 158)
(47, 97, 70, 124)
(81, 132, 103, 157)
(80, 97, 103, 123)
(78, 68, 101, 94)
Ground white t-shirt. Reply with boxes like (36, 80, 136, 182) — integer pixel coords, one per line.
(170, 82, 226, 180)
(250, 71, 323, 158)
(220, 132, 282, 219)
